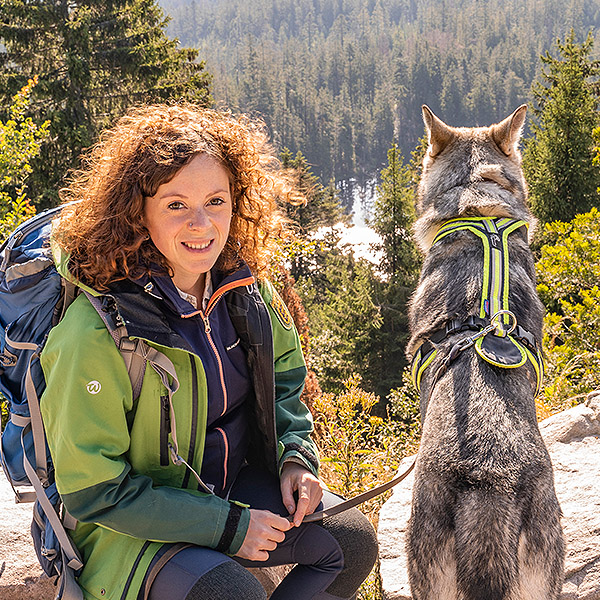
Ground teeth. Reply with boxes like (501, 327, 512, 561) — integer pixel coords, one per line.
(184, 241, 211, 250)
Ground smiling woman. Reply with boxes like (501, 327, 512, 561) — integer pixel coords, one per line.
(41, 104, 378, 600)
(143, 154, 234, 301)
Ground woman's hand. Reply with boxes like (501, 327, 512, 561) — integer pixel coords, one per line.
(234, 509, 293, 561)
(280, 462, 324, 527)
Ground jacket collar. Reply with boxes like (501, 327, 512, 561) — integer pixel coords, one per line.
(129, 263, 256, 318)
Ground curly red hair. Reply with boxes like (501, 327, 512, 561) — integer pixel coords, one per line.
(55, 104, 303, 290)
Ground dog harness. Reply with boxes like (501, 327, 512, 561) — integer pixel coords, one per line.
(411, 217, 544, 395)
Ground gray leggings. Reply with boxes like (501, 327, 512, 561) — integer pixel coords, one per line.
(143, 465, 378, 600)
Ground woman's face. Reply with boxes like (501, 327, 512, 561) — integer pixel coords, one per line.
(143, 154, 233, 298)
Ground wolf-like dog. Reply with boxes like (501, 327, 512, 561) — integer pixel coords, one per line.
(406, 105, 565, 600)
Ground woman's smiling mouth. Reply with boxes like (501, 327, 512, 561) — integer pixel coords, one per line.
(183, 240, 212, 250)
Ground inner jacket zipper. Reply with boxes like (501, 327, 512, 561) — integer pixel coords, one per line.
(179, 275, 255, 493)
(184, 276, 254, 418)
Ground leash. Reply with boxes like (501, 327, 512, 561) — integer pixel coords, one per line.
(301, 458, 416, 523)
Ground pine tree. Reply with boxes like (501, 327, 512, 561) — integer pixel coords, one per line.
(0, 0, 211, 206)
(368, 142, 422, 397)
(369, 143, 420, 282)
(523, 30, 600, 226)
(309, 254, 382, 394)
(280, 148, 349, 282)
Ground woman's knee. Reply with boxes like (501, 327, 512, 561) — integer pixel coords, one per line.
(185, 562, 267, 600)
(321, 508, 378, 598)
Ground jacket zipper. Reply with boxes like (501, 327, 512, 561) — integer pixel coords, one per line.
(200, 312, 228, 418)
(181, 275, 255, 491)
(159, 395, 170, 467)
(181, 355, 199, 490)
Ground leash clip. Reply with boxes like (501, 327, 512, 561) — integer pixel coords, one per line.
(452, 320, 497, 356)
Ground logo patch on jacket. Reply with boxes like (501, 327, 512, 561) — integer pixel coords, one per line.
(86, 380, 102, 394)
(270, 292, 293, 330)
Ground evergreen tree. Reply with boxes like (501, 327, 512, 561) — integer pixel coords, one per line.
(280, 148, 349, 282)
(369, 144, 420, 282)
(368, 142, 422, 397)
(162, 0, 600, 190)
(523, 30, 600, 226)
(309, 254, 382, 394)
(0, 0, 211, 206)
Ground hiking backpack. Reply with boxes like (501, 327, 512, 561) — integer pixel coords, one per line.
(0, 206, 178, 600)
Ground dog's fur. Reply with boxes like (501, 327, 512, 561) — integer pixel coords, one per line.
(406, 106, 565, 600)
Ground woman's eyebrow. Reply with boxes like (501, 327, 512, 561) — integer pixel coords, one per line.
(156, 188, 230, 200)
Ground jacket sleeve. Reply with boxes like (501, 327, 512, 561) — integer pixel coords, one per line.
(259, 280, 319, 476)
(39, 294, 249, 555)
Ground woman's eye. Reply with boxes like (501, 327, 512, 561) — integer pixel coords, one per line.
(208, 197, 225, 206)
(167, 201, 185, 210)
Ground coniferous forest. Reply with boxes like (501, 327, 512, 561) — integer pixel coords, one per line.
(161, 0, 600, 205)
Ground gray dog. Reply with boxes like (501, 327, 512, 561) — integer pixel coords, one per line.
(406, 106, 565, 600)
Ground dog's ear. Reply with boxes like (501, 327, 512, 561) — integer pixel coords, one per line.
(422, 105, 455, 157)
(491, 105, 527, 156)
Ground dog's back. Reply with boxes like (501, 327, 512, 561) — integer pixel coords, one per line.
(406, 106, 564, 600)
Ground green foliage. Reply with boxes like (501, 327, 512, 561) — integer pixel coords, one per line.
(0, 77, 45, 242)
(523, 30, 600, 227)
(369, 144, 420, 282)
(366, 140, 422, 398)
(308, 255, 383, 393)
(312, 374, 414, 508)
(1, 398, 7, 432)
(387, 367, 422, 441)
(281, 149, 349, 235)
(536, 208, 600, 410)
(311, 373, 420, 600)
(0, 0, 211, 206)
(280, 148, 350, 282)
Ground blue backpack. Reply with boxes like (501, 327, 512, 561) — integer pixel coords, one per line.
(0, 206, 177, 600)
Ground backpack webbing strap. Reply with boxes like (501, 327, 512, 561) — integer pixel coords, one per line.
(141, 543, 194, 600)
(4, 335, 49, 485)
(21, 424, 84, 577)
(56, 560, 84, 600)
(82, 293, 212, 493)
(83, 292, 148, 401)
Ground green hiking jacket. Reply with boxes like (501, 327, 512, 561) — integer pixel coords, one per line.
(39, 266, 317, 600)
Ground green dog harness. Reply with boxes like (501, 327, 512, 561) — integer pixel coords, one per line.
(411, 217, 544, 395)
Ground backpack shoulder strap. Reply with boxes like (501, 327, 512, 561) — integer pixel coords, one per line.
(83, 291, 147, 401)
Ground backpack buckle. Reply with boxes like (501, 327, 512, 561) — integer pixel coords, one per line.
(119, 337, 137, 353)
(0, 349, 17, 367)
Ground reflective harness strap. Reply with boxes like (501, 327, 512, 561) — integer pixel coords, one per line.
(411, 217, 544, 395)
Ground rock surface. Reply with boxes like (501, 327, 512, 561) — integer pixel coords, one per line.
(378, 393, 600, 600)
(0, 473, 55, 600)
(0, 469, 288, 599)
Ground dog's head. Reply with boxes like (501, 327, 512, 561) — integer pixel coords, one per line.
(414, 105, 535, 251)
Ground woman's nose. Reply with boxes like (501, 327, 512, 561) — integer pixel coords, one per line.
(188, 207, 209, 229)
